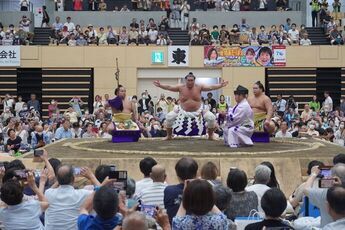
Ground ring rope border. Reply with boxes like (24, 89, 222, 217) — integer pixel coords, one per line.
(63, 138, 325, 157)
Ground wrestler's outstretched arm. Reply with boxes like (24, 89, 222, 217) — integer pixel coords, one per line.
(201, 79, 229, 91)
(153, 80, 181, 92)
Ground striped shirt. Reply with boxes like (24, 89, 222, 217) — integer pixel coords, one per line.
(137, 182, 167, 208)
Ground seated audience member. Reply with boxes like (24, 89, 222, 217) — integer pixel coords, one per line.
(200, 161, 222, 186)
(52, 16, 63, 38)
(121, 212, 149, 230)
(300, 33, 312, 46)
(164, 157, 198, 222)
(334, 153, 345, 165)
(87, 24, 97, 44)
(229, 24, 240, 44)
(330, 25, 344, 45)
(0, 172, 49, 230)
(107, 26, 118, 45)
(64, 16, 75, 32)
(219, 25, 229, 45)
(261, 161, 280, 188)
(68, 34, 77, 46)
(275, 121, 292, 138)
(97, 27, 108, 45)
(119, 26, 129, 45)
(245, 165, 271, 214)
(138, 26, 149, 44)
(6, 128, 22, 153)
(156, 33, 167, 45)
(2, 33, 13, 46)
(190, 34, 200, 45)
(31, 125, 50, 149)
(82, 123, 98, 138)
(269, 25, 280, 44)
(55, 120, 72, 140)
(172, 179, 229, 229)
(289, 160, 324, 208)
(59, 26, 69, 44)
(120, 4, 130, 11)
(323, 185, 345, 230)
(128, 27, 139, 45)
(249, 27, 258, 44)
(226, 168, 258, 220)
(327, 18, 337, 34)
(307, 121, 320, 136)
(76, 34, 88, 46)
(135, 157, 157, 195)
(210, 25, 220, 43)
(98, 0, 107, 11)
(148, 27, 158, 44)
(120, 210, 172, 230)
(44, 165, 96, 229)
(288, 23, 300, 44)
(245, 188, 293, 230)
(78, 185, 122, 229)
(64, 107, 78, 124)
(257, 25, 269, 45)
(136, 164, 167, 208)
(299, 24, 308, 38)
(200, 32, 211, 45)
(304, 163, 345, 227)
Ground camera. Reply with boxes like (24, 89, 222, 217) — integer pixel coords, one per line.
(33, 149, 44, 157)
(14, 169, 28, 180)
(73, 167, 81, 175)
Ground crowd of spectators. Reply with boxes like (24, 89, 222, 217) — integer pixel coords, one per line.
(189, 18, 313, 46)
(49, 0, 291, 12)
(1, 151, 345, 229)
(0, 16, 33, 46)
(49, 16, 172, 46)
(271, 91, 345, 147)
(1, 87, 345, 155)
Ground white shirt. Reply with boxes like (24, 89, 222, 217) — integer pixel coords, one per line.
(323, 217, 345, 230)
(246, 184, 270, 215)
(20, 0, 29, 7)
(324, 96, 333, 112)
(300, 38, 312, 46)
(274, 99, 286, 112)
(156, 38, 167, 45)
(45, 185, 92, 230)
(64, 22, 75, 32)
(88, 29, 97, 38)
(0, 199, 44, 230)
(15, 102, 24, 115)
(231, 0, 241, 11)
(135, 177, 153, 196)
(275, 130, 292, 138)
(259, 0, 267, 8)
(148, 30, 158, 42)
(288, 29, 299, 41)
(136, 182, 167, 208)
(3, 98, 14, 109)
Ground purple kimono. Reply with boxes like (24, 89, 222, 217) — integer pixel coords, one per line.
(224, 99, 254, 148)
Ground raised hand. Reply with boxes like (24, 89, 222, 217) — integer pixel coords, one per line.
(153, 80, 161, 88)
(220, 79, 229, 87)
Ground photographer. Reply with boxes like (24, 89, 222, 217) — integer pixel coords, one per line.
(303, 163, 345, 227)
(0, 171, 49, 230)
(44, 165, 100, 229)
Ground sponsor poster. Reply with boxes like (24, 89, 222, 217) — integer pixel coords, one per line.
(203, 45, 286, 67)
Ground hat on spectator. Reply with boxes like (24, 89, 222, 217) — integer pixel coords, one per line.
(88, 24, 93, 28)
